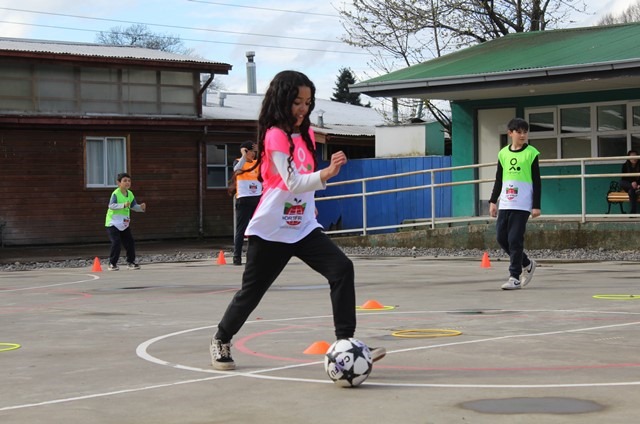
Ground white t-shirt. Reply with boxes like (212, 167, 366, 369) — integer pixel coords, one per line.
(245, 127, 326, 243)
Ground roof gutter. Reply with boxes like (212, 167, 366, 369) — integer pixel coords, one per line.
(350, 59, 640, 96)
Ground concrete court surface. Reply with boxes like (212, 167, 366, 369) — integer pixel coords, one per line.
(1, 255, 640, 424)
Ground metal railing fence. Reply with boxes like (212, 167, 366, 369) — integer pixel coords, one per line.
(316, 155, 640, 236)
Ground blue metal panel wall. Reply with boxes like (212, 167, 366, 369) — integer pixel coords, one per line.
(315, 157, 452, 233)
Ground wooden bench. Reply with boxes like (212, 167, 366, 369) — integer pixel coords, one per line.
(606, 181, 640, 213)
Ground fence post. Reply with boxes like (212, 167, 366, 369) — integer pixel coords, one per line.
(430, 169, 436, 229)
(580, 159, 587, 223)
(362, 180, 367, 236)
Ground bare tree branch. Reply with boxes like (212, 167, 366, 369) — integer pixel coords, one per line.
(338, 0, 588, 133)
(95, 24, 194, 55)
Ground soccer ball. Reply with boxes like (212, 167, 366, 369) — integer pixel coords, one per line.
(324, 338, 373, 387)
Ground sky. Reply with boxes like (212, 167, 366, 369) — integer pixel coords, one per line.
(0, 0, 636, 101)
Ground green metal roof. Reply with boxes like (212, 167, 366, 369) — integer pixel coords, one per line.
(358, 23, 640, 84)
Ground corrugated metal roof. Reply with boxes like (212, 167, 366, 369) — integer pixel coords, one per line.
(0, 37, 230, 68)
(313, 124, 377, 137)
(203, 92, 383, 136)
(358, 23, 640, 84)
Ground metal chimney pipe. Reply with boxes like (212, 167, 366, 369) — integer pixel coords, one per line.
(246, 51, 257, 94)
(316, 109, 325, 128)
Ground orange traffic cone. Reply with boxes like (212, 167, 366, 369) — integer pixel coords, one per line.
(91, 257, 103, 272)
(360, 299, 385, 309)
(303, 340, 330, 355)
(481, 252, 491, 268)
(216, 250, 227, 265)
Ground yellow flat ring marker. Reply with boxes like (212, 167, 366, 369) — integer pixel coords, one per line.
(593, 294, 640, 300)
(392, 329, 462, 338)
(355, 305, 395, 311)
(0, 343, 21, 352)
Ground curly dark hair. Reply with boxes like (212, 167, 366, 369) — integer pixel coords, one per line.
(241, 70, 317, 181)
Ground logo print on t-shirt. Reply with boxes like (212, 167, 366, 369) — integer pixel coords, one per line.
(505, 184, 518, 201)
(283, 198, 306, 226)
(509, 157, 520, 172)
(295, 145, 314, 174)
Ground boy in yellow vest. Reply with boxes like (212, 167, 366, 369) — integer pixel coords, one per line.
(105, 172, 146, 271)
(489, 118, 541, 290)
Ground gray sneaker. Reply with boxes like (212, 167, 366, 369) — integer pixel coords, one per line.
(210, 338, 236, 370)
(127, 262, 141, 270)
(501, 277, 522, 290)
(521, 260, 536, 287)
(108, 264, 119, 271)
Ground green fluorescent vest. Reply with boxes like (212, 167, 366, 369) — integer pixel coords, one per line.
(497, 144, 539, 211)
(105, 189, 135, 227)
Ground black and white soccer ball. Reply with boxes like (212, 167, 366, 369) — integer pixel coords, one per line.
(324, 338, 373, 387)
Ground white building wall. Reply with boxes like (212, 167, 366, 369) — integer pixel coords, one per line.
(477, 108, 515, 214)
(375, 125, 426, 157)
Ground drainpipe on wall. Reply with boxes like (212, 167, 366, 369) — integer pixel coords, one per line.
(392, 97, 399, 124)
(198, 126, 208, 238)
(198, 73, 214, 117)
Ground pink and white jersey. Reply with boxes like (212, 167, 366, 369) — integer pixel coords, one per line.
(245, 127, 323, 243)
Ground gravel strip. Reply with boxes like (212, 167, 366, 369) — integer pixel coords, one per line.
(2, 247, 639, 272)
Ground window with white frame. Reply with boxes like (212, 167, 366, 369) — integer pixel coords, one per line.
(206, 143, 236, 188)
(630, 103, 640, 153)
(526, 101, 640, 160)
(86, 137, 127, 187)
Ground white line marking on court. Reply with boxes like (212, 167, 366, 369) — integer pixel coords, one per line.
(4, 309, 640, 412)
(0, 274, 100, 292)
(0, 374, 237, 412)
(136, 310, 640, 389)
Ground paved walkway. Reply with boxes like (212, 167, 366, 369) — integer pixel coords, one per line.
(0, 238, 234, 264)
(1, 254, 640, 423)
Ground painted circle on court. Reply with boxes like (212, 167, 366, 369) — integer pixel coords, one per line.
(136, 309, 640, 388)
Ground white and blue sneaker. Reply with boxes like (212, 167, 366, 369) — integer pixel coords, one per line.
(521, 260, 537, 287)
(501, 277, 522, 290)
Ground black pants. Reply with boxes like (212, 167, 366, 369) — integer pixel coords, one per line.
(216, 228, 356, 342)
(496, 209, 532, 280)
(233, 196, 261, 263)
(620, 180, 638, 213)
(106, 226, 136, 266)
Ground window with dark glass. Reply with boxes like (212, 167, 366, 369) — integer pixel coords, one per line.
(529, 111, 554, 133)
(597, 104, 626, 131)
(206, 144, 236, 188)
(560, 107, 590, 133)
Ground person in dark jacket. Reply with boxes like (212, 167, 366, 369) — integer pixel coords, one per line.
(620, 150, 640, 214)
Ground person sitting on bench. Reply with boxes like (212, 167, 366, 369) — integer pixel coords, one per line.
(620, 150, 640, 214)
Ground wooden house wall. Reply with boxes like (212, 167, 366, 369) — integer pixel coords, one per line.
(0, 126, 240, 246)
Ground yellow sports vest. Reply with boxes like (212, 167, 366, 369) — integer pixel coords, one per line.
(105, 189, 135, 229)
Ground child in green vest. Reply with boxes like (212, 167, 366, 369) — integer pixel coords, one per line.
(489, 118, 541, 290)
(105, 172, 146, 271)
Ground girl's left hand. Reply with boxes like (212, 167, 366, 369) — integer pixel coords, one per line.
(321, 151, 348, 181)
(331, 151, 347, 166)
